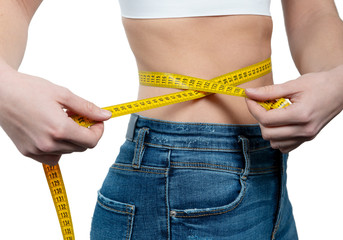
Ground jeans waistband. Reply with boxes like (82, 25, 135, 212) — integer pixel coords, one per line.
(123, 114, 282, 174)
(126, 114, 271, 152)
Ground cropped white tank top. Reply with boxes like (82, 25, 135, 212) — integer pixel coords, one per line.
(118, 0, 271, 19)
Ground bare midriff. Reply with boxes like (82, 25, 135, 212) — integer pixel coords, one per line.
(122, 15, 273, 124)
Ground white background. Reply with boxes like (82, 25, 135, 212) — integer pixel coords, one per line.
(0, 1, 342, 239)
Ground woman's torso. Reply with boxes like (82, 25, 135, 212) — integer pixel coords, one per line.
(122, 15, 273, 124)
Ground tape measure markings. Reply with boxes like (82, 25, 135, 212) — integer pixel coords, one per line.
(139, 59, 272, 93)
(43, 164, 74, 240)
(73, 90, 210, 128)
(139, 73, 248, 97)
(73, 58, 279, 128)
(43, 58, 290, 240)
(139, 57, 272, 89)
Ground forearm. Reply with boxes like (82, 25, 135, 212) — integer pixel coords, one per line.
(283, 3, 343, 74)
(246, 1, 343, 153)
(0, 0, 42, 70)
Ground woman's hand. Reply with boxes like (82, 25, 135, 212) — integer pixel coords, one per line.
(245, 65, 343, 153)
(0, 67, 112, 165)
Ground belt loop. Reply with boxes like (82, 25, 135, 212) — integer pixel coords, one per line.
(126, 114, 139, 141)
(238, 135, 251, 180)
(132, 127, 149, 169)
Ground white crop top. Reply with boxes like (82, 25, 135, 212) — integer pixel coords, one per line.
(118, 0, 271, 19)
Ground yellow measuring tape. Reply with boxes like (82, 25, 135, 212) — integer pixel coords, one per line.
(43, 164, 74, 240)
(42, 58, 290, 239)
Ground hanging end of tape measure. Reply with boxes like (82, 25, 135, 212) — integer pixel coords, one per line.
(42, 163, 75, 240)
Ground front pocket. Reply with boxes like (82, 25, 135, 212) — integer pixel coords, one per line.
(169, 168, 246, 218)
(91, 191, 135, 240)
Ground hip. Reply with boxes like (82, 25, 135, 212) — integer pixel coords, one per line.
(91, 114, 298, 239)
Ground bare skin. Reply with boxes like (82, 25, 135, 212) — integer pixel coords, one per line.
(0, 0, 342, 165)
(0, 0, 112, 165)
(123, 15, 273, 124)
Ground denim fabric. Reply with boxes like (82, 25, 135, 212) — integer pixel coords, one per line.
(91, 114, 298, 240)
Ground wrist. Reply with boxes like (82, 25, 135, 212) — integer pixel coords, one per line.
(326, 64, 343, 112)
(0, 57, 16, 74)
(0, 58, 18, 105)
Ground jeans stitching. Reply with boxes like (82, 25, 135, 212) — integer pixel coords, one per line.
(111, 166, 167, 175)
(170, 164, 279, 175)
(165, 169, 170, 240)
(240, 136, 250, 179)
(272, 203, 283, 240)
(116, 162, 279, 173)
(132, 128, 148, 168)
(128, 206, 135, 240)
(132, 144, 145, 168)
(126, 206, 130, 240)
(170, 161, 242, 170)
(143, 142, 271, 152)
(137, 130, 145, 165)
(132, 136, 140, 167)
(114, 163, 166, 171)
(170, 165, 242, 174)
(170, 161, 278, 170)
(174, 181, 247, 218)
(271, 154, 285, 240)
(97, 200, 134, 215)
(145, 142, 240, 151)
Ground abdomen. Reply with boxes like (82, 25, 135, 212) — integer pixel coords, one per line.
(122, 15, 273, 123)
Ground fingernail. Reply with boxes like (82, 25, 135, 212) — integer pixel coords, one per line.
(246, 88, 257, 93)
(101, 109, 112, 118)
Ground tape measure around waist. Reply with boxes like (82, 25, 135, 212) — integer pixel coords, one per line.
(42, 57, 290, 239)
(71, 58, 290, 128)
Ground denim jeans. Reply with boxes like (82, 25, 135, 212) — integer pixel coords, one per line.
(91, 114, 298, 240)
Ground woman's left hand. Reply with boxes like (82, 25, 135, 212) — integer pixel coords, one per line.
(245, 65, 343, 153)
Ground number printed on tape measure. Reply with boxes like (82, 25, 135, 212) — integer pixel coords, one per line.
(43, 164, 75, 240)
(51, 180, 61, 187)
(60, 211, 70, 219)
(41, 58, 290, 240)
(72, 59, 278, 128)
(53, 187, 63, 195)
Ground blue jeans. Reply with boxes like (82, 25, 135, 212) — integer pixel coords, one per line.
(91, 114, 298, 240)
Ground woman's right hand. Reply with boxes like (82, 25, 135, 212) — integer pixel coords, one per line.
(0, 66, 112, 166)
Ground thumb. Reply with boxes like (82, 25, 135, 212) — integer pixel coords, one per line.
(245, 81, 295, 101)
(61, 90, 112, 121)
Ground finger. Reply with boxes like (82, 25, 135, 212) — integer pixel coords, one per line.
(65, 109, 74, 117)
(30, 154, 62, 166)
(269, 139, 302, 153)
(246, 98, 268, 121)
(245, 80, 297, 102)
(62, 121, 105, 149)
(246, 98, 304, 127)
(260, 124, 312, 141)
(35, 140, 87, 155)
(279, 145, 299, 153)
(60, 89, 112, 121)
